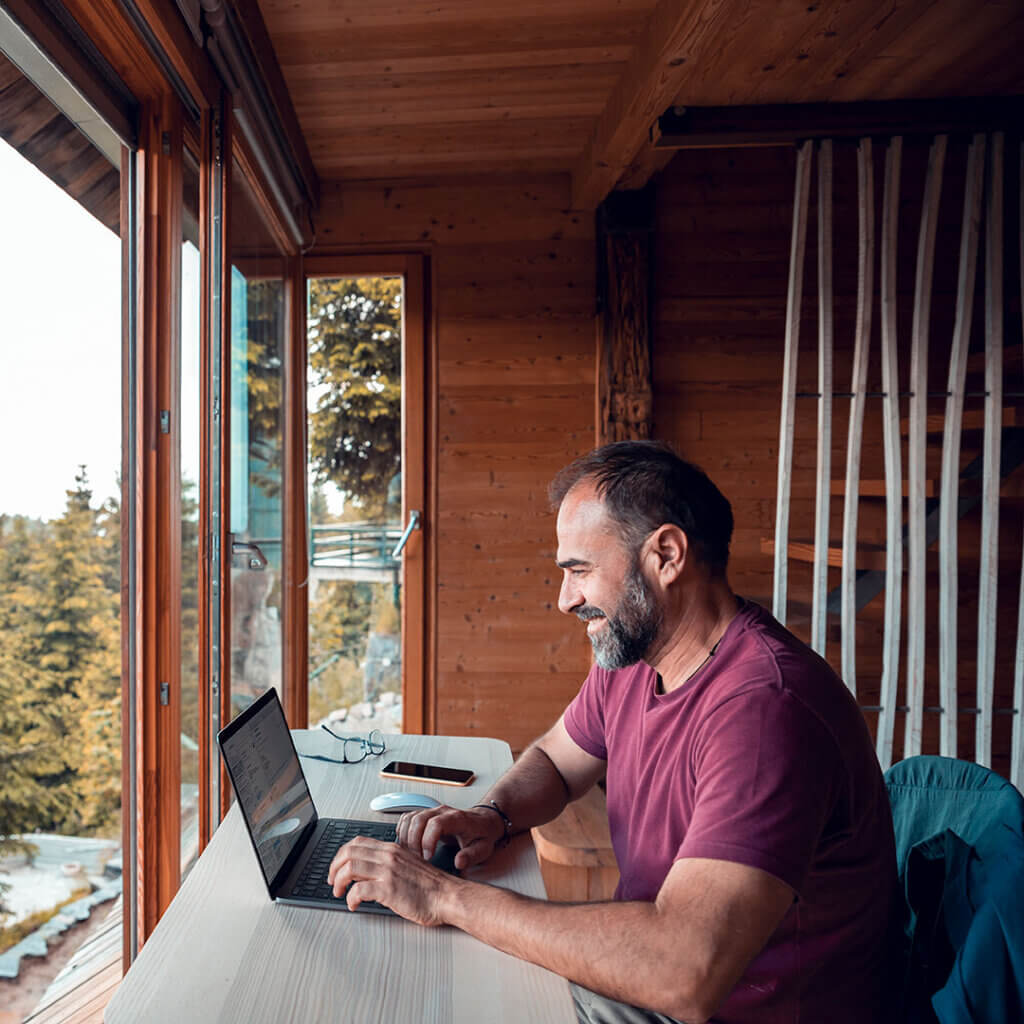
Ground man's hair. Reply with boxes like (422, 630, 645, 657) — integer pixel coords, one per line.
(548, 441, 734, 576)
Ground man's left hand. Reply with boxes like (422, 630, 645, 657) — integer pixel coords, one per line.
(327, 837, 457, 925)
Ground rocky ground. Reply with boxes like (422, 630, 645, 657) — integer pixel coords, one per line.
(0, 909, 108, 1023)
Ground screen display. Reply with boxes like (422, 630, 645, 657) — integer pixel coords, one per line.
(381, 761, 474, 785)
(220, 697, 316, 885)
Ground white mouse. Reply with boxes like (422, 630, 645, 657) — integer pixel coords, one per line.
(370, 792, 442, 813)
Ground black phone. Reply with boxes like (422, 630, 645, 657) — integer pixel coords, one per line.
(379, 760, 475, 786)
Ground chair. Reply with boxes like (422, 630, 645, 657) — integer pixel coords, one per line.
(884, 756, 1024, 1023)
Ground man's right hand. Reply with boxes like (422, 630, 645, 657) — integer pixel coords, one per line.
(396, 804, 506, 871)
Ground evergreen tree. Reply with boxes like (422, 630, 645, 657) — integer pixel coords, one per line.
(13, 469, 121, 834)
(0, 519, 62, 853)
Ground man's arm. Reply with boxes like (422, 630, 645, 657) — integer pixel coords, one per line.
(327, 843, 793, 1024)
(398, 714, 606, 869)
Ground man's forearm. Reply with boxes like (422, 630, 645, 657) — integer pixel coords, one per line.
(482, 742, 574, 837)
(440, 878, 706, 1024)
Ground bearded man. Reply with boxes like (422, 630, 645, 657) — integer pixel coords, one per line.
(329, 441, 897, 1024)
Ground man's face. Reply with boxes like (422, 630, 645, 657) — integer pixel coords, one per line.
(555, 481, 662, 669)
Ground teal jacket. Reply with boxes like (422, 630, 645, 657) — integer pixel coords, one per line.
(885, 756, 1024, 1023)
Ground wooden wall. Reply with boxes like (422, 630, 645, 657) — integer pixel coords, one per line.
(313, 176, 596, 751)
(652, 141, 1024, 780)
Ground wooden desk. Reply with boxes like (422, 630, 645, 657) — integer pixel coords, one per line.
(105, 732, 575, 1023)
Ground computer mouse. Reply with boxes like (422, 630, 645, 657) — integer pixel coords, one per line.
(369, 792, 442, 813)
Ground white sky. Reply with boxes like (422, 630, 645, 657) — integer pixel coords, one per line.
(0, 138, 201, 522)
(0, 137, 121, 521)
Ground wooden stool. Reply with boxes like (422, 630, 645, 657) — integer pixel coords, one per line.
(531, 786, 619, 902)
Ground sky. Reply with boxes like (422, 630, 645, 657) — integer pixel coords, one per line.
(0, 137, 122, 521)
(0, 138, 202, 523)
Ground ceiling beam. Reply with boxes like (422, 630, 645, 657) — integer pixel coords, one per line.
(570, 0, 732, 210)
(653, 98, 1024, 149)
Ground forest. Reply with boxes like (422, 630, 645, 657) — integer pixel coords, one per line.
(0, 472, 123, 854)
(0, 275, 402, 867)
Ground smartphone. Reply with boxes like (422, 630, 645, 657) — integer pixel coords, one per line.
(379, 760, 475, 786)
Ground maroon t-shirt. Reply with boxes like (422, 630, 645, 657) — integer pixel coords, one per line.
(564, 599, 896, 1023)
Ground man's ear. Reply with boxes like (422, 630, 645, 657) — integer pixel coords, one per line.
(646, 524, 687, 583)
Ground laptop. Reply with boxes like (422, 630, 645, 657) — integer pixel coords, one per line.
(217, 687, 458, 915)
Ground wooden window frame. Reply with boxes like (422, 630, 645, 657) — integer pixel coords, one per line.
(303, 253, 435, 734)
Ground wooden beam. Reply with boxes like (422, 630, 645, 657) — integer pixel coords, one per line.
(653, 98, 1024, 150)
(595, 188, 653, 444)
(571, 0, 735, 210)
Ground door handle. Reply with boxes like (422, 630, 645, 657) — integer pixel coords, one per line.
(391, 510, 421, 559)
(231, 538, 268, 570)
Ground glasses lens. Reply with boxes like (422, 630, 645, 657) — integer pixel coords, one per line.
(342, 737, 367, 763)
(367, 730, 385, 755)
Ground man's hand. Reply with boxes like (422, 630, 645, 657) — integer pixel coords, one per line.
(396, 805, 505, 871)
(327, 837, 458, 925)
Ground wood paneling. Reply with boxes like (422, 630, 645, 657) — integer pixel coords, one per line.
(313, 175, 594, 751)
(256, 0, 1024, 200)
(0, 53, 120, 232)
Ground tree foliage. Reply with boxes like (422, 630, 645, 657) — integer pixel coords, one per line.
(0, 469, 121, 845)
(308, 277, 402, 517)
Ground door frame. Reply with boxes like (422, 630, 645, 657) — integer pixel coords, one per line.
(302, 253, 434, 733)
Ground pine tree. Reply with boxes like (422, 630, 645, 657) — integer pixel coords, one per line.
(12, 469, 122, 834)
(0, 518, 63, 854)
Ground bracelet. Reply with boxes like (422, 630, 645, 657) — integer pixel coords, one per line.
(472, 800, 513, 848)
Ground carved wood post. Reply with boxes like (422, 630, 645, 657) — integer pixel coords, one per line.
(595, 187, 654, 445)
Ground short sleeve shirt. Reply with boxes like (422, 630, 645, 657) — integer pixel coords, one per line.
(564, 599, 896, 1023)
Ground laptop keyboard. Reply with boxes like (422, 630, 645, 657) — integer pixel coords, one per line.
(291, 819, 397, 903)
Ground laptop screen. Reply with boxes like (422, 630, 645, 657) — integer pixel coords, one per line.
(219, 691, 316, 887)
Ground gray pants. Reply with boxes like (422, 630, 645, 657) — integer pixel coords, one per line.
(571, 984, 685, 1024)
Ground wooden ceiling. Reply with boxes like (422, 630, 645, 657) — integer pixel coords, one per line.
(253, 0, 1024, 206)
(0, 51, 120, 233)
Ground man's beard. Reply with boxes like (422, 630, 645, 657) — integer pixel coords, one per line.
(576, 563, 662, 670)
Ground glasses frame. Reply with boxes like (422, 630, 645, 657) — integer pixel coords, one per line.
(318, 724, 386, 764)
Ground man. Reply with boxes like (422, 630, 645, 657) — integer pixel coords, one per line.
(329, 441, 897, 1023)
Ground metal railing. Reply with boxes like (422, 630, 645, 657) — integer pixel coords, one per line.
(310, 522, 402, 571)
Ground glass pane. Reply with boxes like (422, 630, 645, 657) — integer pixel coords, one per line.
(0, 117, 122, 1002)
(228, 162, 285, 720)
(307, 277, 403, 736)
(180, 151, 201, 877)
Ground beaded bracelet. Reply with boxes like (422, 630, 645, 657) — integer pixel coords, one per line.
(472, 799, 513, 848)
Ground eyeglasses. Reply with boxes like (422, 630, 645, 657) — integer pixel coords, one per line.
(313, 725, 386, 765)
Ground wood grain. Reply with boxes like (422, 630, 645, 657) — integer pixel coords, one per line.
(105, 734, 575, 1023)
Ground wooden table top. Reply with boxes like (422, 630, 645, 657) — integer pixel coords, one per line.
(105, 731, 575, 1023)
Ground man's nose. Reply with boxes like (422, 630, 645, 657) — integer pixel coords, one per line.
(557, 574, 583, 616)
